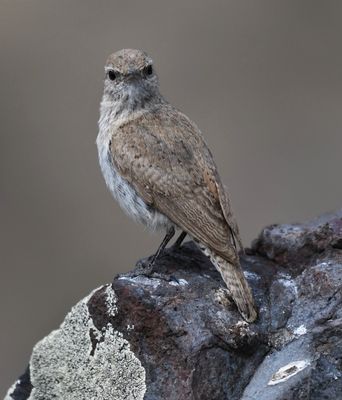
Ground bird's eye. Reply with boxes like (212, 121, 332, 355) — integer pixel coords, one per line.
(145, 65, 153, 76)
(108, 70, 116, 81)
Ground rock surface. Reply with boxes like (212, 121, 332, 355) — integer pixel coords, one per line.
(5, 211, 342, 400)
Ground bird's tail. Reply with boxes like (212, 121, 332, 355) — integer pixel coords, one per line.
(201, 246, 257, 322)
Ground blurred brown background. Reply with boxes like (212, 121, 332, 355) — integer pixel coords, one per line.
(1, 0, 342, 394)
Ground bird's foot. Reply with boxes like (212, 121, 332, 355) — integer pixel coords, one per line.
(123, 256, 177, 283)
(134, 256, 155, 277)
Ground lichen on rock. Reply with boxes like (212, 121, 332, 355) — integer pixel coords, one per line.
(5, 285, 146, 400)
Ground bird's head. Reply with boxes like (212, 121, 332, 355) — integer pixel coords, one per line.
(103, 49, 160, 110)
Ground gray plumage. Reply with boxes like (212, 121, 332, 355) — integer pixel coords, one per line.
(96, 49, 257, 322)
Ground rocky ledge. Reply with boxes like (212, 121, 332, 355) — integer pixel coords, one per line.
(5, 210, 342, 400)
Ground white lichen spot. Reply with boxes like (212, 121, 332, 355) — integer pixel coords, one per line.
(235, 321, 249, 328)
(169, 278, 188, 286)
(293, 325, 307, 336)
(118, 275, 160, 288)
(278, 272, 292, 280)
(243, 271, 261, 281)
(318, 261, 329, 268)
(278, 278, 298, 297)
(105, 284, 118, 316)
(20, 285, 146, 400)
(268, 360, 310, 386)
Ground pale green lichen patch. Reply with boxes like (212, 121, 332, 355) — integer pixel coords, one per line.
(17, 285, 145, 400)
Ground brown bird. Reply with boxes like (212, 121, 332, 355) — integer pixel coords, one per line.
(96, 49, 257, 322)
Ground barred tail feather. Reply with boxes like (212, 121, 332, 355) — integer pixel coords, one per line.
(215, 257, 257, 322)
(200, 245, 257, 322)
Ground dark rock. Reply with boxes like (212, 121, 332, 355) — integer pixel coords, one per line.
(5, 211, 342, 400)
(252, 209, 342, 271)
(6, 367, 32, 400)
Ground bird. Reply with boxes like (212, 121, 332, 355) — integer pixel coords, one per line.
(96, 49, 257, 322)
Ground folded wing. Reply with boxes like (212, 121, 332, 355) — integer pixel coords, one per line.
(110, 105, 243, 263)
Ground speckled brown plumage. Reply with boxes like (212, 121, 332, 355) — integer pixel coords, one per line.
(97, 49, 257, 322)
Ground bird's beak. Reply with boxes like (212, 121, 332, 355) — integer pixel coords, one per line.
(126, 72, 140, 83)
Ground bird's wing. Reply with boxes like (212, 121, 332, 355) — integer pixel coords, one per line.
(110, 106, 242, 262)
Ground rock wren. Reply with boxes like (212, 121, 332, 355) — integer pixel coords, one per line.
(96, 49, 257, 322)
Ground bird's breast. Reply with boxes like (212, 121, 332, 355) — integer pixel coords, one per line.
(96, 128, 172, 232)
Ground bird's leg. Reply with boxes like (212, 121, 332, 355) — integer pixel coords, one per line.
(133, 226, 175, 279)
(174, 231, 187, 248)
(148, 226, 175, 267)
